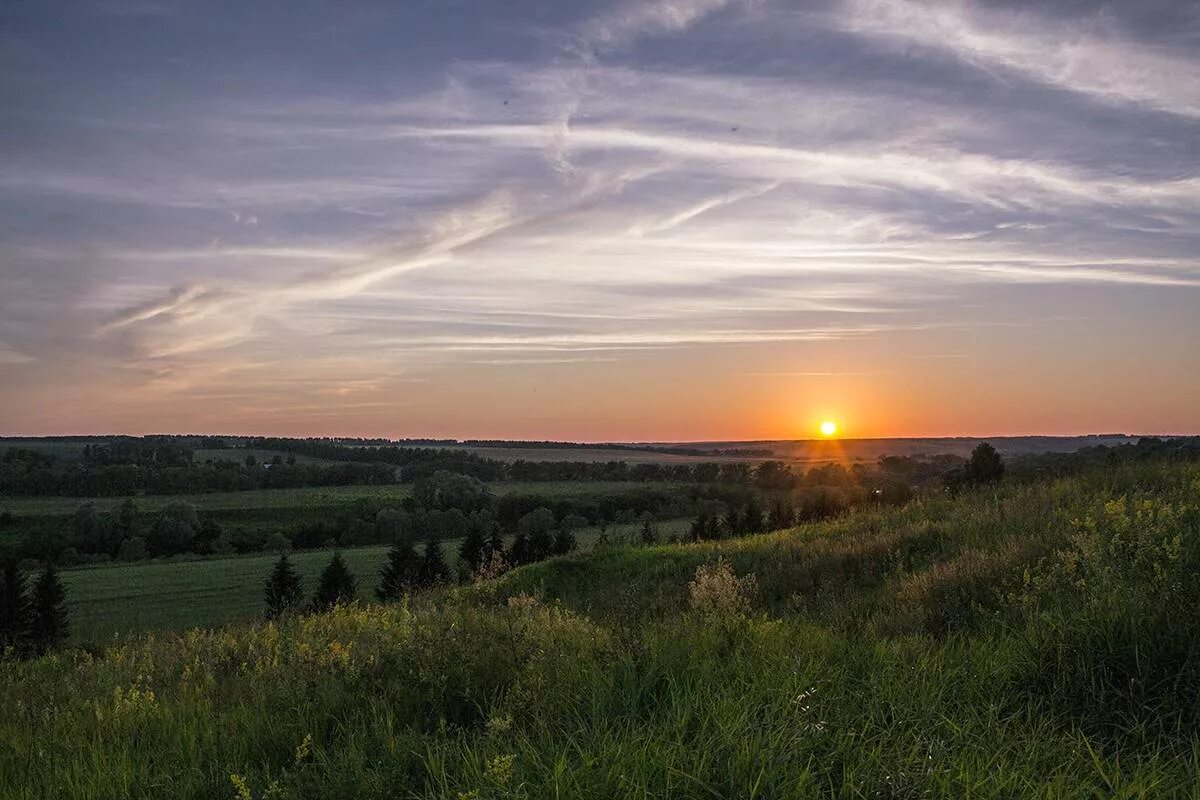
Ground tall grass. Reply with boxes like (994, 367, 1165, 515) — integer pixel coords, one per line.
(3, 461, 1199, 798)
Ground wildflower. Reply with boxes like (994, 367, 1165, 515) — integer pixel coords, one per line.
(484, 754, 515, 785)
(294, 733, 313, 766)
(230, 773, 252, 800)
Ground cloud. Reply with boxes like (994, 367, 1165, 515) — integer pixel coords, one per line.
(628, 181, 780, 235)
(3, 0, 1199, 433)
(834, 0, 1200, 118)
(0, 344, 35, 365)
(578, 0, 740, 50)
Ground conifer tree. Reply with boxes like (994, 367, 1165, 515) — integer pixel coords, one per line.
(0, 560, 31, 654)
(264, 553, 304, 618)
(377, 538, 420, 600)
(458, 526, 487, 573)
(486, 525, 505, 562)
(418, 537, 450, 586)
(28, 564, 68, 654)
(689, 513, 708, 543)
(310, 552, 357, 612)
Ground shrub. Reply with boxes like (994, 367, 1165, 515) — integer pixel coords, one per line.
(688, 559, 757, 617)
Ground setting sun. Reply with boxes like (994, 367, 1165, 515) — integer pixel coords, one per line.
(820, 420, 838, 437)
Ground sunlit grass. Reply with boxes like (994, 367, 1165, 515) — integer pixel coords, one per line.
(3, 461, 1199, 798)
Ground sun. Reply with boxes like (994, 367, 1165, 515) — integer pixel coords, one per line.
(819, 420, 838, 437)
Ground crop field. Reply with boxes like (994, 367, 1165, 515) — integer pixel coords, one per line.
(0, 480, 679, 518)
(59, 518, 690, 643)
(416, 444, 763, 464)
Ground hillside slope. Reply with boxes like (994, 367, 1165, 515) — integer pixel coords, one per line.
(3, 461, 1199, 798)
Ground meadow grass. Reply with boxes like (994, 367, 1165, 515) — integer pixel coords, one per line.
(3, 462, 1199, 798)
(58, 519, 691, 644)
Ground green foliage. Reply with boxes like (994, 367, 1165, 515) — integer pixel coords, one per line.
(264, 555, 304, 619)
(28, 564, 68, 653)
(966, 442, 1006, 484)
(457, 526, 487, 574)
(412, 470, 491, 512)
(310, 553, 357, 613)
(418, 538, 450, 586)
(5, 461, 1200, 798)
(0, 560, 31, 654)
(376, 539, 420, 601)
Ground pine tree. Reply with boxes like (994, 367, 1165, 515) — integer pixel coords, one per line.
(28, 564, 68, 654)
(418, 537, 450, 586)
(310, 552, 357, 613)
(0, 560, 31, 654)
(377, 538, 420, 600)
(486, 525, 505, 562)
(458, 526, 486, 574)
(264, 554, 304, 618)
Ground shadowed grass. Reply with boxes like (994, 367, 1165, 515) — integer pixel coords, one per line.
(3, 461, 1200, 798)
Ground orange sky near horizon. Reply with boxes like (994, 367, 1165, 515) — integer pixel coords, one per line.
(3, 2, 1199, 442)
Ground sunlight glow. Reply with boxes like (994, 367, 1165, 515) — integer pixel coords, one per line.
(820, 420, 838, 437)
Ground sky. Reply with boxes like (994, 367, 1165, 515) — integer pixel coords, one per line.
(1, 0, 1198, 441)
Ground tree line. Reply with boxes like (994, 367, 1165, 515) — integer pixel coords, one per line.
(262, 501, 583, 618)
(0, 454, 395, 497)
(2, 473, 752, 566)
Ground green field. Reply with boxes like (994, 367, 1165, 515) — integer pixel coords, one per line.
(60, 519, 691, 644)
(0, 480, 677, 517)
(6, 460, 1200, 798)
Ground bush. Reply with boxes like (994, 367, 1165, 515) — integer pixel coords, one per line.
(688, 559, 757, 618)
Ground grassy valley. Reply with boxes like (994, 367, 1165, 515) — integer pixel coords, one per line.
(3, 446, 1200, 797)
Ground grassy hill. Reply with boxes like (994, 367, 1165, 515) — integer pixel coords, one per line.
(58, 518, 691, 644)
(3, 460, 1199, 798)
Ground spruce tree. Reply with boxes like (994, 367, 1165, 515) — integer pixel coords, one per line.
(0, 560, 32, 654)
(418, 537, 450, 586)
(264, 554, 304, 618)
(310, 552, 357, 612)
(458, 526, 486, 574)
(28, 564, 68, 654)
(486, 525, 505, 562)
(377, 538, 420, 600)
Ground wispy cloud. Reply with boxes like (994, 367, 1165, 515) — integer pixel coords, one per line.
(2, 0, 1198, 435)
(834, 0, 1200, 118)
